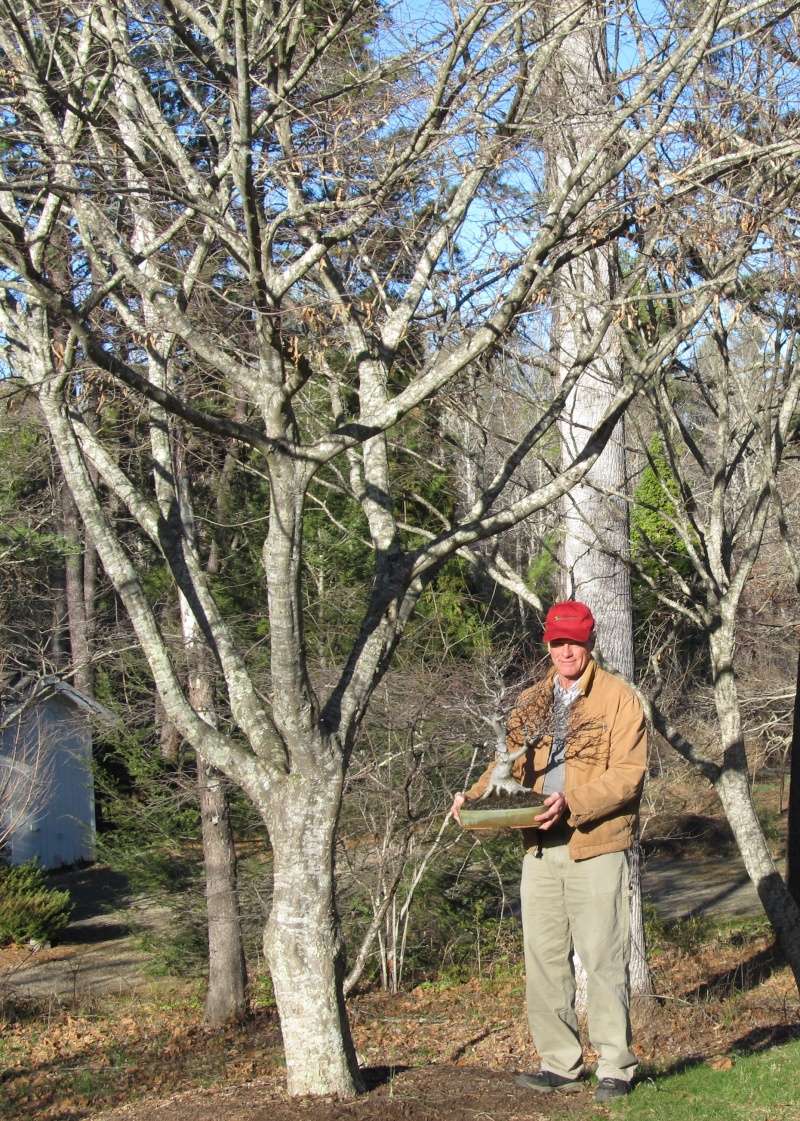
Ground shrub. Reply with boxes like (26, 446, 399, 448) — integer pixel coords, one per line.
(0, 860, 73, 945)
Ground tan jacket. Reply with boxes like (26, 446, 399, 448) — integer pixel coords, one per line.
(465, 659, 646, 860)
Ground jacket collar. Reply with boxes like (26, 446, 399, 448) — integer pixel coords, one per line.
(578, 657, 597, 695)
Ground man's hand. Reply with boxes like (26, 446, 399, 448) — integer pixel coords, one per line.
(449, 792, 466, 824)
(534, 791, 568, 831)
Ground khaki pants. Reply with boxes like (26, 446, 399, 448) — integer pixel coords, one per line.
(519, 843, 636, 1083)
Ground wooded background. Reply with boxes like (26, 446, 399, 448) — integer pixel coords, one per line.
(1, 0, 800, 1098)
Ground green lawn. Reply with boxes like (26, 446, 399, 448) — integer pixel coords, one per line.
(613, 1039, 800, 1121)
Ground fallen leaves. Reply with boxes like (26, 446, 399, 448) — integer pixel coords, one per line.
(0, 938, 797, 1121)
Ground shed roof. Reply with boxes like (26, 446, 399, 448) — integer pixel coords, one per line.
(0, 675, 118, 730)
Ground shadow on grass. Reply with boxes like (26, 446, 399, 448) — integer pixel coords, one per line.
(643, 1021, 800, 1084)
(728, 1021, 800, 1055)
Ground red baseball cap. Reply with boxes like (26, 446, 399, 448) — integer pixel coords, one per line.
(542, 601, 595, 644)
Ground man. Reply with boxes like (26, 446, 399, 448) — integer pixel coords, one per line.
(450, 600, 646, 1103)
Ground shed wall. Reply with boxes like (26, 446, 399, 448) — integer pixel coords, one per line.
(0, 695, 96, 869)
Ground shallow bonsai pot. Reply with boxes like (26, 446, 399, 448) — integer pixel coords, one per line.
(460, 802, 544, 831)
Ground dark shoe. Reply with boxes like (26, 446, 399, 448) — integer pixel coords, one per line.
(515, 1070, 585, 1093)
(594, 1077, 633, 1102)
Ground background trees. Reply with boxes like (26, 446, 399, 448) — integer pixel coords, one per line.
(1, 0, 799, 1098)
(630, 305, 800, 984)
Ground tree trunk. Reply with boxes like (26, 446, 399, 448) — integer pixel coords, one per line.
(62, 487, 93, 696)
(81, 412, 99, 687)
(197, 754, 248, 1025)
(82, 530, 97, 680)
(711, 632, 800, 989)
(182, 607, 248, 1024)
(555, 240, 633, 676)
(787, 644, 800, 908)
(549, 0, 651, 1001)
(548, 5, 633, 669)
(155, 604, 182, 762)
(264, 774, 362, 1098)
(627, 839, 653, 1006)
(156, 691, 182, 763)
(50, 568, 68, 669)
(715, 763, 800, 988)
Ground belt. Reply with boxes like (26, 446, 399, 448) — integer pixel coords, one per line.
(531, 822, 573, 856)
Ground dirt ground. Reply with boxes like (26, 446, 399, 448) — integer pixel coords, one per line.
(3, 916, 798, 1121)
(0, 796, 790, 1121)
(89, 945, 799, 1121)
(96, 1065, 613, 1121)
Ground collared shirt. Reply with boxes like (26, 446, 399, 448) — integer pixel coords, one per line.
(541, 676, 582, 795)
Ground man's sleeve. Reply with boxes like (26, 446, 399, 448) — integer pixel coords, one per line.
(565, 687, 647, 826)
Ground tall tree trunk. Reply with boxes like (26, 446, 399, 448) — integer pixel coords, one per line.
(154, 604, 182, 761)
(548, 0, 633, 672)
(549, 1, 652, 1001)
(264, 770, 362, 1097)
(83, 529, 97, 679)
(82, 454, 98, 683)
(50, 443, 68, 671)
(197, 753, 248, 1025)
(180, 589, 248, 1024)
(627, 840, 651, 999)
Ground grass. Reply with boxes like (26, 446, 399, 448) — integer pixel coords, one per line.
(615, 1040, 800, 1121)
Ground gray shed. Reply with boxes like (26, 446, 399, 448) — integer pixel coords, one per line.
(0, 678, 114, 869)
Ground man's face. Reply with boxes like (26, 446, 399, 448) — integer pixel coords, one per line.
(548, 638, 593, 684)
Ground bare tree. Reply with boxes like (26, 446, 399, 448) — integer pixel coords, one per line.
(631, 304, 800, 986)
(0, 0, 795, 1096)
(768, 467, 800, 908)
(625, 13, 800, 985)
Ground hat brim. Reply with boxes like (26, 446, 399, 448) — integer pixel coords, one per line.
(543, 626, 593, 644)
